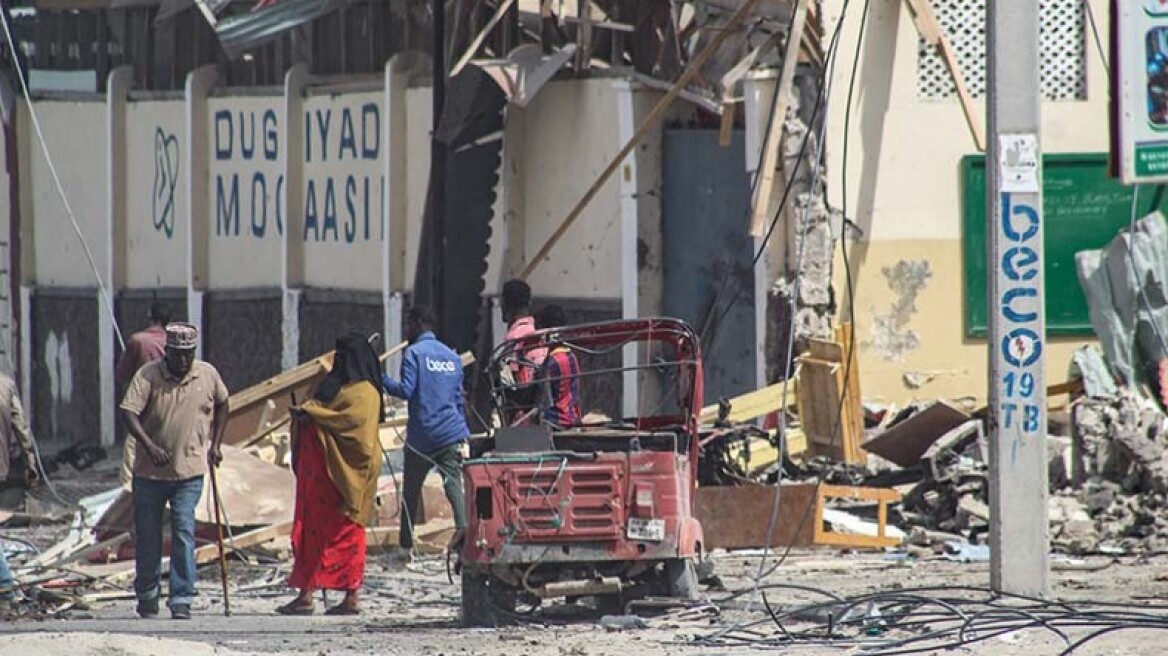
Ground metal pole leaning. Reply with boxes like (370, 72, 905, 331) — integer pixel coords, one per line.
(209, 462, 232, 616)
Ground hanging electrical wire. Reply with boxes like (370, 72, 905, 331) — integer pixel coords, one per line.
(0, 11, 126, 351)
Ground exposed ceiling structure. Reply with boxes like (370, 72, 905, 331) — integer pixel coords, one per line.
(159, 0, 816, 111)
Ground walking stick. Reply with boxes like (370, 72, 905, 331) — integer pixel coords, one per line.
(209, 459, 232, 616)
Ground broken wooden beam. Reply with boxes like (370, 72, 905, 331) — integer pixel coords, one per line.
(225, 341, 408, 446)
(194, 521, 292, 566)
(749, 0, 809, 236)
(902, 0, 985, 151)
(699, 382, 785, 425)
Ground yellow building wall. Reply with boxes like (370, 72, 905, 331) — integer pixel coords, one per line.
(823, 0, 1110, 404)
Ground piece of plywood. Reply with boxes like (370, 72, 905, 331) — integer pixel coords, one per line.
(697, 483, 901, 550)
(861, 400, 972, 467)
(195, 444, 294, 527)
(696, 484, 818, 550)
(226, 341, 409, 445)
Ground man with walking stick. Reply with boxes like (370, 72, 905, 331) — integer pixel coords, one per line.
(121, 323, 229, 620)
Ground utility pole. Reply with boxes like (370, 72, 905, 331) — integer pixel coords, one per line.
(430, 0, 447, 328)
(986, 1, 1049, 596)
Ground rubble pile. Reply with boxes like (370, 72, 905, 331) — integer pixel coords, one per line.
(843, 386, 1168, 556)
(1055, 390, 1168, 553)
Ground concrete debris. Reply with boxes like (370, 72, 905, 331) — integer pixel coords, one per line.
(1070, 345, 1119, 398)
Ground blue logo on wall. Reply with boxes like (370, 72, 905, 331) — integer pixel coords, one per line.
(153, 128, 180, 238)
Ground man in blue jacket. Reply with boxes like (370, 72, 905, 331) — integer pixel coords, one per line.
(383, 306, 469, 556)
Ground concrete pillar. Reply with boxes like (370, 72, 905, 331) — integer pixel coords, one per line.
(15, 101, 32, 422)
(986, 0, 1049, 597)
(283, 64, 310, 368)
(385, 56, 411, 291)
(103, 66, 133, 449)
(499, 104, 527, 283)
(614, 80, 640, 418)
(386, 291, 404, 374)
(184, 65, 218, 357)
(383, 59, 406, 358)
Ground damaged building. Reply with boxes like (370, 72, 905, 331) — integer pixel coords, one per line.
(6, 0, 1168, 650)
(0, 0, 840, 453)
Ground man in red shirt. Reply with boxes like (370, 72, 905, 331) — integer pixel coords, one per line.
(535, 305, 582, 429)
(116, 303, 170, 387)
(116, 303, 170, 488)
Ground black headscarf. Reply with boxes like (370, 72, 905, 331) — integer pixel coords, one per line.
(314, 332, 385, 420)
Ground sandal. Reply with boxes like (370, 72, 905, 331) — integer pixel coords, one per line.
(324, 604, 360, 616)
(275, 600, 315, 616)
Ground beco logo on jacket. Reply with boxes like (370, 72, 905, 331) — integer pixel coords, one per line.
(425, 357, 457, 373)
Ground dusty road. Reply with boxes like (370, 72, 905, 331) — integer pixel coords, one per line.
(2, 551, 1167, 655)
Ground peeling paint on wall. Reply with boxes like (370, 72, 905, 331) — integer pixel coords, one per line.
(45, 330, 73, 439)
(866, 259, 932, 362)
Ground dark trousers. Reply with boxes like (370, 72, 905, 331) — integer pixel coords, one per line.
(400, 442, 466, 549)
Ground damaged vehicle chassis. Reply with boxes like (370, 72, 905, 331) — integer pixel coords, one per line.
(460, 319, 706, 627)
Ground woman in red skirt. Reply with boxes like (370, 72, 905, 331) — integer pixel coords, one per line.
(277, 333, 383, 616)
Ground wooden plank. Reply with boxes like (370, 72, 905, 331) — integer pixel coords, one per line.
(194, 521, 291, 565)
(366, 519, 455, 555)
(808, 337, 843, 361)
(902, 0, 984, 151)
(698, 382, 785, 425)
(696, 484, 818, 550)
(225, 341, 408, 445)
(836, 323, 865, 464)
(718, 101, 735, 147)
(862, 400, 972, 467)
(520, 0, 766, 281)
(748, 0, 809, 236)
(33, 533, 130, 571)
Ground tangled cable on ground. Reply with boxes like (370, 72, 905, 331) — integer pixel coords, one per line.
(692, 584, 1168, 655)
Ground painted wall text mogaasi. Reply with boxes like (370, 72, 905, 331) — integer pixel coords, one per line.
(303, 103, 385, 244)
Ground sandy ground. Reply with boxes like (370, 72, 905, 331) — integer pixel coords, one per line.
(2, 550, 1168, 655)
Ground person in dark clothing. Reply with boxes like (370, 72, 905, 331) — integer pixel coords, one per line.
(382, 307, 469, 558)
(501, 280, 545, 383)
(535, 305, 582, 429)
